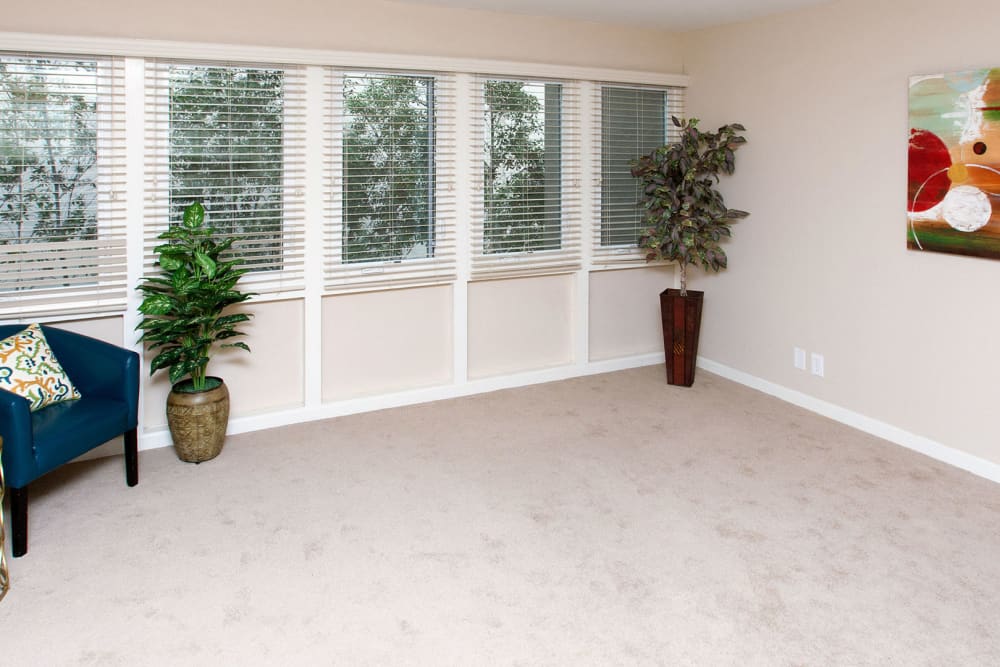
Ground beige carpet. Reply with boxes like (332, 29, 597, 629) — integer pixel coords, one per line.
(1, 366, 999, 665)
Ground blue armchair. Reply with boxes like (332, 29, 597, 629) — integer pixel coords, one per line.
(0, 325, 140, 557)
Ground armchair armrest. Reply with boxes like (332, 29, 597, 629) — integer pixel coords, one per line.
(0, 387, 36, 489)
(41, 327, 140, 429)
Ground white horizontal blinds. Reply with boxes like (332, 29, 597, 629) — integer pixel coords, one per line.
(0, 53, 127, 318)
(144, 60, 307, 296)
(324, 69, 456, 291)
(471, 76, 581, 279)
(593, 84, 684, 265)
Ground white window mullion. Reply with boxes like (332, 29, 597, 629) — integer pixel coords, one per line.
(142, 60, 169, 289)
(123, 56, 146, 352)
(576, 80, 597, 366)
(452, 72, 474, 385)
(468, 75, 486, 273)
(562, 80, 583, 271)
(323, 68, 344, 290)
(302, 64, 327, 408)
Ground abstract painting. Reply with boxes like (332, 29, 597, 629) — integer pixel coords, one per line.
(908, 68, 1000, 259)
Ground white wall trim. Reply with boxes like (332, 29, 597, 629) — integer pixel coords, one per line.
(0, 31, 689, 87)
(302, 65, 327, 409)
(697, 357, 1000, 485)
(139, 351, 665, 451)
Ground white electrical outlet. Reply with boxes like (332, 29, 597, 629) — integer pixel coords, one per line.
(811, 352, 825, 377)
(794, 347, 806, 370)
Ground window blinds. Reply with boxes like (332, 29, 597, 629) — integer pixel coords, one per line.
(470, 76, 581, 279)
(144, 59, 307, 296)
(0, 53, 127, 318)
(324, 70, 456, 292)
(593, 84, 684, 265)
(2, 46, 687, 316)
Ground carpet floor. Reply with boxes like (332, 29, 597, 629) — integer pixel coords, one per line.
(1, 366, 999, 665)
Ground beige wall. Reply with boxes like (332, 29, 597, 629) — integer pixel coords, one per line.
(0, 0, 682, 72)
(322, 286, 453, 400)
(143, 299, 305, 430)
(49, 315, 124, 347)
(681, 0, 1000, 462)
(589, 266, 673, 361)
(468, 275, 575, 378)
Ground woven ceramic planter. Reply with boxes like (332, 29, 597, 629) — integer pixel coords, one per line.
(166, 378, 230, 463)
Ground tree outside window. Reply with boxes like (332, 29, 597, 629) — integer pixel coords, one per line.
(342, 74, 434, 264)
(167, 65, 285, 269)
(483, 79, 562, 255)
(0, 58, 97, 251)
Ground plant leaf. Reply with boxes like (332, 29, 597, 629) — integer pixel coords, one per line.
(182, 202, 205, 229)
(138, 293, 174, 315)
(194, 251, 217, 278)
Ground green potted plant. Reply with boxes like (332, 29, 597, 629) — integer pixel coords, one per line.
(136, 202, 254, 462)
(631, 117, 748, 386)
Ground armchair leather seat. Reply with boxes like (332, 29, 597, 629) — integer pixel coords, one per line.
(0, 324, 139, 557)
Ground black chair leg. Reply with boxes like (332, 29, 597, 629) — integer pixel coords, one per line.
(10, 486, 27, 558)
(124, 428, 138, 487)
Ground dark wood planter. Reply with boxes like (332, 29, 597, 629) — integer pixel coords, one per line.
(659, 288, 704, 387)
(166, 378, 230, 463)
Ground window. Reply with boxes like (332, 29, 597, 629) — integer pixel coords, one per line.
(596, 84, 684, 262)
(325, 70, 456, 291)
(471, 77, 580, 278)
(145, 60, 307, 295)
(484, 79, 561, 254)
(2, 40, 687, 315)
(0, 54, 126, 317)
(343, 73, 434, 263)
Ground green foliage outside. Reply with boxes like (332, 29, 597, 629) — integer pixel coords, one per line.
(168, 65, 284, 269)
(343, 74, 433, 263)
(1, 62, 570, 291)
(483, 80, 561, 254)
(0, 58, 97, 251)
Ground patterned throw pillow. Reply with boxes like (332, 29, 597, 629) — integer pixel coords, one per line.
(0, 324, 82, 411)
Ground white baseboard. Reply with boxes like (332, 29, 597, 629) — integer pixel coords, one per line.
(140, 351, 999, 486)
(139, 352, 665, 451)
(697, 357, 1000, 485)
